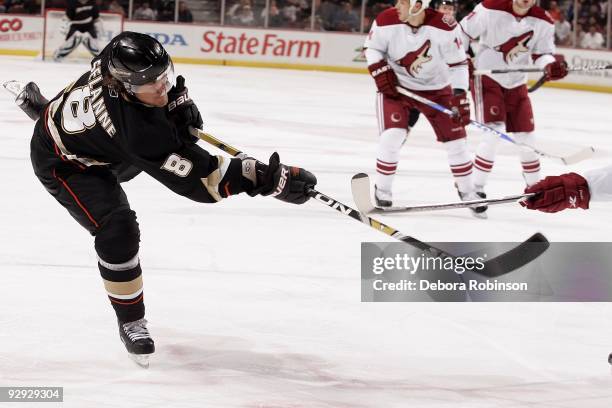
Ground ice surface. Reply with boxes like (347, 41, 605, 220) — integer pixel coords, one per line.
(1, 56, 612, 407)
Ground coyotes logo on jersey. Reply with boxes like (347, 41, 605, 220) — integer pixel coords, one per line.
(396, 40, 433, 77)
(494, 31, 534, 64)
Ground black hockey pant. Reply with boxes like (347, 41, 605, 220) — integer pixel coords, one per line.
(30, 119, 145, 323)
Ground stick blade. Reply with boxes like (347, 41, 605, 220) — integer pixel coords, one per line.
(351, 173, 375, 213)
(561, 147, 595, 165)
(479, 232, 549, 278)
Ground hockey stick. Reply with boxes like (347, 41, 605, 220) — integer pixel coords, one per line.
(189, 127, 549, 278)
(395, 86, 594, 165)
(528, 74, 548, 93)
(474, 64, 612, 75)
(351, 173, 534, 214)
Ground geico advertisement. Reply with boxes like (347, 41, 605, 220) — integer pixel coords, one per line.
(0, 15, 42, 49)
(126, 21, 366, 66)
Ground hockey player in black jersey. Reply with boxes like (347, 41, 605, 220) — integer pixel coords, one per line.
(53, 0, 102, 61)
(27, 31, 317, 367)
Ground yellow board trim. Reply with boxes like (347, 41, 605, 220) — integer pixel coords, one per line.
(172, 56, 368, 74)
(526, 79, 612, 94)
(1, 50, 610, 93)
(0, 49, 39, 57)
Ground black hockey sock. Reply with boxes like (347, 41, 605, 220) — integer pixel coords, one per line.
(98, 257, 145, 323)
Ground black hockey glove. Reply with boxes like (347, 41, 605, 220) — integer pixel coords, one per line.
(249, 153, 317, 205)
(167, 75, 203, 144)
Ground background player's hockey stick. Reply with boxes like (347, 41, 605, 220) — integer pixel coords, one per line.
(528, 74, 548, 93)
(189, 127, 549, 278)
(473, 64, 612, 75)
(396, 86, 594, 165)
(351, 173, 534, 214)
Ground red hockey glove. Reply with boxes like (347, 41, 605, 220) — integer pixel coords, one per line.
(544, 55, 568, 81)
(521, 172, 590, 213)
(449, 90, 471, 126)
(368, 60, 400, 99)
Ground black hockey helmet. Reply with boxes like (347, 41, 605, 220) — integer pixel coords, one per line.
(107, 31, 174, 93)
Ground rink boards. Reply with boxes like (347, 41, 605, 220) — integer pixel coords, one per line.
(0, 13, 611, 92)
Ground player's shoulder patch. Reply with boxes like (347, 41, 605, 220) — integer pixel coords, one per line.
(375, 7, 402, 27)
(527, 6, 555, 24)
(423, 8, 456, 31)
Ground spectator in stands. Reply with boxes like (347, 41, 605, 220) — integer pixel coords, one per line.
(228, 0, 257, 26)
(133, 1, 156, 20)
(107, 0, 126, 16)
(281, 0, 300, 24)
(364, 0, 393, 31)
(574, 22, 585, 46)
(0, 1, 5, 12)
(601, 0, 608, 20)
(547, 0, 562, 21)
(178, 1, 193, 22)
(311, 15, 324, 30)
(580, 24, 605, 49)
(5, 0, 35, 13)
(588, 3, 606, 27)
(555, 12, 572, 46)
(318, 0, 339, 30)
(263, 0, 285, 27)
(577, 0, 592, 26)
(332, 0, 359, 32)
(156, 0, 175, 21)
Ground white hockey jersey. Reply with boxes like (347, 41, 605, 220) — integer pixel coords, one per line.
(460, 0, 556, 89)
(364, 8, 468, 92)
(586, 166, 612, 202)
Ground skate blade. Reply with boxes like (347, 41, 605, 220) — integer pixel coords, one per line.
(129, 353, 151, 369)
(471, 210, 488, 219)
(2, 80, 26, 101)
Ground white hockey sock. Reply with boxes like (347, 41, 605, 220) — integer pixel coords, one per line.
(445, 138, 474, 193)
(375, 128, 407, 192)
(473, 122, 504, 187)
(514, 132, 541, 186)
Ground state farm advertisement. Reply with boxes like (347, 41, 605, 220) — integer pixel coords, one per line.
(126, 21, 366, 69)
(0, 14, 43, 53)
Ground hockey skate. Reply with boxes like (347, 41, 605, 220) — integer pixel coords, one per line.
(374, 185, 393, 207)
(456, 185, 488, 219)
(2, 80, 49, 121)
(474, 185, 488, 213)
(118, 318, 155, 368)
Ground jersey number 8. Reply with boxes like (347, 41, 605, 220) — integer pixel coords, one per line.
(162, 154, 193, 177)
(61, 86, 96, 134)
